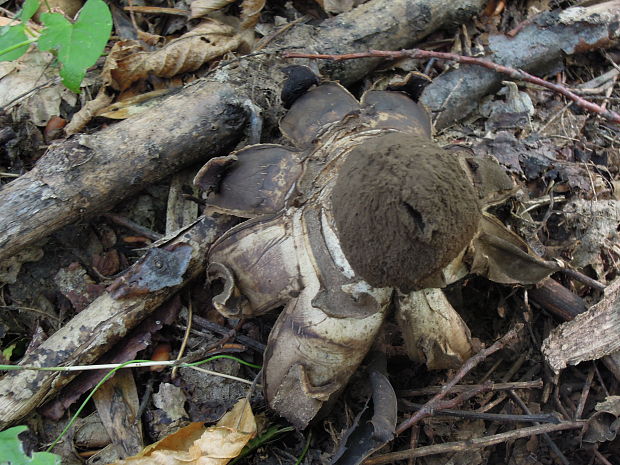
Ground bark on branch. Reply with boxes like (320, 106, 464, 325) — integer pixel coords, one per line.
(421, 0, 620, 128)
(0, 216, 234, 428)
(0, 0, 485, 262)
(0, 0, 486, 426)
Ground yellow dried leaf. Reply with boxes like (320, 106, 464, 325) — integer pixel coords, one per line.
(112, 19, 242, 90)
(97, 89, 172, 120)
(112, 399, 256, 465)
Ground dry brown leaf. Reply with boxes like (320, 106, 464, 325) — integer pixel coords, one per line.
(113, 20, 242, 91)
(65, 40, 144, 133)
(103, 40, 148, 90)
(190, 0, 234, 19)
(189, 0, 265, 28)
(113, 399, 256, 465)
(0, 47, 76, 126)
(65, 89, 114, 135)
(240, 0, 266, 29)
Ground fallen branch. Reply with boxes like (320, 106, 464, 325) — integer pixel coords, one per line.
(284, 45, 620, 125)
(0, 0, 486, 262)
(0, 215, 235, 428)
(0, 0, 489, 426)
(285, 1, 620, 128)
(542, 278, 620, 372)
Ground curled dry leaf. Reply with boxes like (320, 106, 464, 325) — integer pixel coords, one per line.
(196, 79, 560, 428)
(65, 39, 142, 133)
(113, 398, 256, 465)
(239, 0, 266, 29)
(190, 0, 266, 28)
(190, 0, 235, 19)
(65, 89, 114, 135)
(111, 20, 243, 91)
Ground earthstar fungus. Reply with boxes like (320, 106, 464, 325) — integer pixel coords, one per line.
(194, 80, 559, 428)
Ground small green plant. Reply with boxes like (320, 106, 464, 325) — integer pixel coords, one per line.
(0, 426, 60, 465)
(0, 0, 112, 92)
(0, 355, 262, 454)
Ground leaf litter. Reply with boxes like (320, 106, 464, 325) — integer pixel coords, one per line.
(0, 1, 619, 464)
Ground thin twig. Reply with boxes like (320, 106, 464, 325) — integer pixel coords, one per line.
(172, 295, 192, 379)
(407, 425, 419, 465)
(134, 377, 154, 426)
(283, 49, 620, 125)
(102, 213, 163, 241)
(363, 422, 584, 465)
(186, 365, 254, 385)
(593, 447, 615, 465)
(398, 379, 543, 397)
(575, 363, 595, 420)
(192, 314, 267, 352)
(509, 389, 569, 465)
(559, 267, 606, 291)
(396, 325, 522, 435)
(401, 400, 559, 424)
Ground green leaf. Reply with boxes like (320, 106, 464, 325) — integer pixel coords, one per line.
(38, 0, 112, 92)
(0, 426, 61, 465)
(20, 0, 41, 22)
(0, 25, 31, 61)
(2, 343, 16, 361)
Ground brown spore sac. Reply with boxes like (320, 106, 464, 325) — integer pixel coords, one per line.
(331, 133, 480, 292)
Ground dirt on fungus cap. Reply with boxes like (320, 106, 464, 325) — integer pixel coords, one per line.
(331, 132, 481, 292)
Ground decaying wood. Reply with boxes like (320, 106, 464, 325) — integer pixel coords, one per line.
(0, 0, 486, 263)
(0, 0, 488, 428)
(287, 46, 620, 127)
(420, 0, 620, 129)
(0, 84, 246, 262)
(542, 278, 620, 372)
(529, 278, 587, 321)
(0, 215, 234, 428)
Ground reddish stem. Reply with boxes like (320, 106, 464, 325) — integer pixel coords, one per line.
(283, 49, 620, 125)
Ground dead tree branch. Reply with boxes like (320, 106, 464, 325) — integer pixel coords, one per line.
(0, 0, 486, 263)
(284, 47, 620, 125)
(0, 215, 234, 428)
